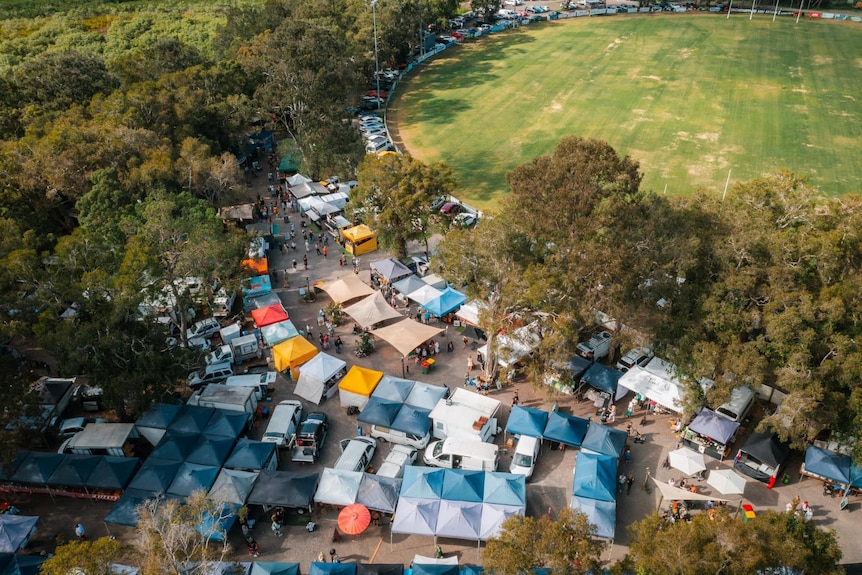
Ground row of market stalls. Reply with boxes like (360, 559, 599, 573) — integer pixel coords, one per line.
(0, 451, 140, 497)
(358, 377, 450, 440)
(93, 559, 512, 575)
(801, 445, 862, 492)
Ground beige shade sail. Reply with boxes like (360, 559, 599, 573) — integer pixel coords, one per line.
(343, 292, 404, 328)
(320, 275, 375, 304)
(371, 319, 444, 357)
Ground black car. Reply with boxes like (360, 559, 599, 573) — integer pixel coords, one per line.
(290, 412, 329, 463)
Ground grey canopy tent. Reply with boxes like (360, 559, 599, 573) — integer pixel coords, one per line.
(0, 516, 38, 552)
(688, 408, 740, 446)
(734, 431, 790, 482)
(314, 469, 362, 507)
(370, 257, 412, 283)
(460, 324, 486, 342)
(371, 376, 414, 403)
(356, 474, 402, 513)
(247, 470, 319, 512)
(392, 275, 426, 296)
(208, 468, 259, 505)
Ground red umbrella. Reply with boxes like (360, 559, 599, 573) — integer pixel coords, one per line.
(338, 503, 371, 535)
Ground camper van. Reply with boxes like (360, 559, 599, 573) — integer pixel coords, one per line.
(715, 386, 755, 423)
(262, 400, 303, 447)
(423, 437, 499, 471)
(334, 437, 377, 472)
(370, 425, 431, 449)
(428, 388, 501, 442)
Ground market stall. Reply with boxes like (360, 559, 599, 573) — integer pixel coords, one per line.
(733, 431, 790, 485)
(681, 408, 740, 460)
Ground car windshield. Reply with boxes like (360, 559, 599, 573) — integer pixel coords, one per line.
(512, 452, 533, 467)
(432, 442, 444, 457)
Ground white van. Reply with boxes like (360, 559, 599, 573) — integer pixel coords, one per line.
(715, 386, 755, 423)
(262, 400, 303, 447)
(509, 435, 541, 480)
(223, 372, 274, 401)
(370, 425, 431, 449)
(423, 438, 499, 471)
(335, 437, 377, 472)
(187, 362, 234, 390)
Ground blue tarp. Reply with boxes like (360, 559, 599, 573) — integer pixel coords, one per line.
(506, 406, 549, 438)
(853, 464, 862, 489)
(186, 435, 236, 467)
(150, 431, 199, 462)
(127, 458, 181, 494)
(401, 467, 445, 499)
(482, 472, 527, 506)
(46, 454, 99, 487)
(441, 470, 485, 503)
(358, 397, 401, 427)
(542, 411, 589, 448)
(168, 405, 215, 434)
(581, 363, 622, 395)
(804, 445, 851, 485)
(250, 563, 301, 575)
(421, 287, 467, 317)
(688, 408, 740, 445)
(167, 462, 220, 497)
(580, 424, 627, 459)
(390, 405, 432, 437)
(0, 552, 49, 575)
(203, 410, 249, 439)
(86, 456, 140, 490)
(572, 452, 617, 502)
(224, 439, 277, 471)
(570, 495, 616, 540)
(309, 563, 357, 575)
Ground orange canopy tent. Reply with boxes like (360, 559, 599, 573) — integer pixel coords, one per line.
(242, 258, 268, 275)
(339, 365, 384, 409)
(251, 304, 288, 328)
(272, 336, 318, 379)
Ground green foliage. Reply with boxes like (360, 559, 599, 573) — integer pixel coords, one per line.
(14, 51, 118, 111)
(325, 301, 343, 325)
(39, 537, 123, 575)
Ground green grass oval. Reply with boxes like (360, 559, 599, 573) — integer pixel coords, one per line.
(391, 15, 862, 209)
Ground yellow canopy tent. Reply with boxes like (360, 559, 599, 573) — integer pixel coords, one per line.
(272, 336, 318, 380)
(338, 365, 384, 409)
(242, 258, 268, 275)
(342, 225, 378, 256)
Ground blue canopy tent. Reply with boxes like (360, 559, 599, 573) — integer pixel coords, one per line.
(405, 383, 448, 411)
(357, 397, 402, 428)
(186, 435, 236, 467)
(852, 464, 862, 488)
(572, 452, 618, 502)
(127, 458, 182, 494)
(356, 564, 403, 575)
(580, 363, 622, 396)
(224, 439, 277, 472)
(105, 489, 170, 526)
(441, 469, 485, 503)
(0, 452, 26, 482)
(203, 410, 248, 439)
(196, 504, 239, 542)
(150, 431, 200, 462)
(309, 563, 356, 575)
(168, 405, 215, 434)
(356, 474, 402, 514)
(250, 563, 301, 575)
(410, 565, 459, 575)
(570, 495, 616, 540)
(803, 445, 852, 485)
(0, 553, 49, 575)
(167, 462, 220, 497)
(0, 516, 38, 553)
(421, 287, 467, 317)
(580, 425, 627, 459)
(373, 376, 415, 403)
(391, 498, 440, 536)
(11, 452, 63, 485)
(135, 403, 182, 445)
(482, 472, 526, 506)
(390, 405, 432, 437)
(46, 454, 99, 487)
(401, 467, 445, 499)
(568, 355, 593, 380)
(542, 411, 589, 448)
(688, 408, 740, 446)
(505, 406, 548, 438)
(85, 456, 140, 490)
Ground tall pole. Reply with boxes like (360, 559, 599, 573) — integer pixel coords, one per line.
(371, 0, 381, 110)
(749, 0, 756, 19)
(726, 0, 733, 18)
(772, 0, 779, 21)
(795, 0, 803, 23)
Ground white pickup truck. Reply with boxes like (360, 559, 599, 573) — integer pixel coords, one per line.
(376, 444, 418, 479)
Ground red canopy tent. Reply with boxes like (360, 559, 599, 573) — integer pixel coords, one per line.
(251, 304, 289, 328)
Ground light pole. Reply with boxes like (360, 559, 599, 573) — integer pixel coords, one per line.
(371, 0, 381, 110)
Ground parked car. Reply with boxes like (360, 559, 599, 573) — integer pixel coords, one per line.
(430, 196, 448, 211)
(291, 412, 329, 463)
(576, 330, 613, 361)
(438, 35, 457, 43)
(400, 255, 430, 276)
(453, 212, 477, 227)
(366, 140, 393, 154)
(186, 318, 221, 341)
(439, 202, 462, 217)
(335, 437, 377, 472)
(615, 347, 654, 372)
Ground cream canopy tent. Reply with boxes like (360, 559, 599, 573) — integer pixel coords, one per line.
(406, 285, 443, 307)
(372, 320, 444, 357)
(320, 275, 375, 304)
(343, 292, 404, 328)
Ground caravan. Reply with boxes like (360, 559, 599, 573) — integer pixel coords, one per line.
(423, 437, 499, 471)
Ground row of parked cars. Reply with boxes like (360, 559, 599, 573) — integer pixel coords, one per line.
(359, 114, 394, 154)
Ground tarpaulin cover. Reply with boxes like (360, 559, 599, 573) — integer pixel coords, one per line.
(372, 376, 414, 403)
(339, 366, 384, 397)
(247, 470, 318, 509)
(356, 474, 402, 513)
(371, 320, 443, 357)
(251, 304, 289, 328)
(314, 468, 362, 506)
(370, 257, 412, 283)
(401, 467, 445, 499)
(391, 497, 440, 536)
(261, 320, 300, 347)
(421, 287, 467, 317)
(569, 496, 616, 540)
(392, 275, 426, 296)
(321, 275, 375, 304)
(309, 563, 357, 575)
(482, 472, 527, 506)
(580, 424, 627, 459)
(405, 383, 448, 411)
(572, 452, 617, 502)
(168, 406, 215, 435)
(390, 405, 432, 437)
(343, 292, 404, 329)
(167, 462, 220, 497)
(46, 454, 99, 487)
(0, 516, 38, 552)
(435, 500, 482, 539)
(127, 458, 181, 494)
(441, 469, 485, 503)
(506, 406, 549, 438)
(203, 411, 248, 440)
(11, 452, 63, 484)
(250, 563, 300, 575)
(150, 431, 199, 462)
(356, 564, 403, 575)
(542, 411, 589, 448)
(580, 363, 622, 395)
(85, 456, 140, 490)
(803, 445, 851, 484)
(208, 468, 258, 505)
(224, 439, 276, 471)
(272, 336, 318, 376)
(294, 352, 347, 404)
(357, 397, 402, 427)
(688, 408, 740, 445)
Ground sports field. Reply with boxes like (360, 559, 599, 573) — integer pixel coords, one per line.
(391, 15, 862, 209)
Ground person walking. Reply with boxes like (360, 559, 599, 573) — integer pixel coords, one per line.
(303, 255, 308, 269)
(318, 551, 327, 563)
(75, 523, 86, 540)
(512, 390, 519, 407)
(323, 246, 328, 258)
(626, 473, 635, 495)
(608, 404, 617, 423)
(271, 518, 283, 537)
